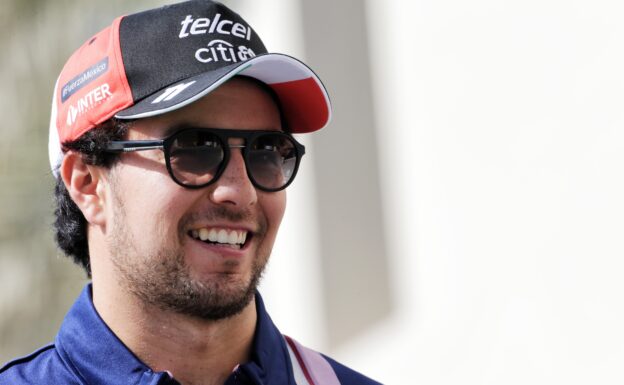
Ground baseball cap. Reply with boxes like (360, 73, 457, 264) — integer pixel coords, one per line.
(48, 0, 331, 175)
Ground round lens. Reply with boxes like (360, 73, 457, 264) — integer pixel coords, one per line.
(247, 133, 298, 190)
(168, 130, 225, 187)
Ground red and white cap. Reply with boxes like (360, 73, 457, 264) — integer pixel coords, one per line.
(49, 0, 331, 175)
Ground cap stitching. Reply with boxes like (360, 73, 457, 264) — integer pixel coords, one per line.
(112, 16, 133, 103)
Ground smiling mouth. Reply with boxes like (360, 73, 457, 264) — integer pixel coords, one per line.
(188, 227, 250, 250)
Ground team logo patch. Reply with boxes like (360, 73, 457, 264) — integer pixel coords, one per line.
(151, 81, 197, 104)
(61, 57, 109, 103)
(66, 83, 113, 126)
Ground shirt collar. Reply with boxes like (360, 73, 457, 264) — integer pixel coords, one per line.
(236, 291, 295, 385)
(55, 284, 295, 385)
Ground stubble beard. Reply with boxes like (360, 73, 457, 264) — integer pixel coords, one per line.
(108, 195, 270, 321)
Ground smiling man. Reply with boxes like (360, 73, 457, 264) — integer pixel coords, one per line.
(0, 1, 380, 385)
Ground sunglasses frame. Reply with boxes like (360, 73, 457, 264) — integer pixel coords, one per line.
(105, 127, 306, 192)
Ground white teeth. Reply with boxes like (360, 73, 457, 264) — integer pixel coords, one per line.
(217, 229, 228, 243)
(191, 227, 248, 246)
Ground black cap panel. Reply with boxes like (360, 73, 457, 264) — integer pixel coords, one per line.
(119, 0, 267, 102)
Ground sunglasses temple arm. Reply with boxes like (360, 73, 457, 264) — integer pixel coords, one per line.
(106, 140, 165, 153)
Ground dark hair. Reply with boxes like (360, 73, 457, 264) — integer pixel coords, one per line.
(53, 119, 130, 276)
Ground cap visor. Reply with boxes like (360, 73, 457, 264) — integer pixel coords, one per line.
(115, 53, 331, 133)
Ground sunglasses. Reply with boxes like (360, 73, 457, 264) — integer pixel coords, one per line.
(105, 127, 305, 192)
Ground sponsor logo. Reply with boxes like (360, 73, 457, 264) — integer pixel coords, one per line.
(66, 83, 112, 126)
(178, 14, 252, 41)
(152, 81, 197, 104)
(194, 40, 256, 64)
(61, 57, 109, 103)
(177, 14, 257, 66)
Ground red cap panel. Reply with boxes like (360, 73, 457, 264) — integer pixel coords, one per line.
(270, 77, 331, 133)
(55, 16, 133, 143)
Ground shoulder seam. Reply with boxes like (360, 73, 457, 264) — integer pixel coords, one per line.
(0, 344, 55, 373)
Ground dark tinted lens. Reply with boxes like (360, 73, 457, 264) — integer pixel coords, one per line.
(248, 134, 298, 190)
(168, 130, 224, 186)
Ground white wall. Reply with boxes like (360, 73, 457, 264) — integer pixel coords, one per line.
(329, 0, 624, 383)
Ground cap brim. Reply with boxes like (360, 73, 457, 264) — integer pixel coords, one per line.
(115, 53, 332, 133)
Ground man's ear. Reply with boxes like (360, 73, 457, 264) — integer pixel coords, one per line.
(60, 151, 108, 226)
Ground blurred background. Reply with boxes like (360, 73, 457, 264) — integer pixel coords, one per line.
(3, 0, 624, 383)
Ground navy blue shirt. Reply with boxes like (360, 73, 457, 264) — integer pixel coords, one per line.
(1, 285, 380, 384)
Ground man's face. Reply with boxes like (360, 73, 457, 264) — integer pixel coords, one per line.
(101, 78, 286, 320)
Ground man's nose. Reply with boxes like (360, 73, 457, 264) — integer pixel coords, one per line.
(208, 146, 257, 207)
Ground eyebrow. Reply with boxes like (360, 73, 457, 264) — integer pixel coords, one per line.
(160, 123, 194, 138)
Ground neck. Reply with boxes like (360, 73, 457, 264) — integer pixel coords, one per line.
(91, 277, 257, 385)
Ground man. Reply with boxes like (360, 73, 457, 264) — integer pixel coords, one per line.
(0, 1, 380, 384)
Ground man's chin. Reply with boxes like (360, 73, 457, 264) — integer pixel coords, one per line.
(132, 258, 265, 320)
(175, 291, 256, 321)
(140, 276, 257, 321)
